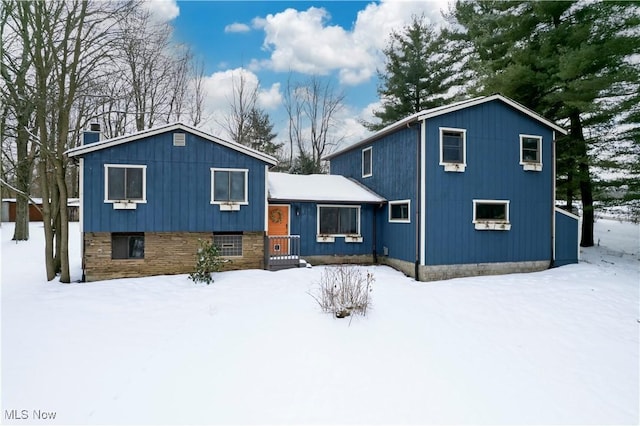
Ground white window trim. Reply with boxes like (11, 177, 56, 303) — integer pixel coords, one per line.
(210, 168, 249, 206)
(439, 127, 467, 172)
(473, 199, 511, 231)
(520, 134, 543, 171)
(362, 146, 372, 178)
(104, 164, 147, 205)
(316, 204, 362, 240)
(388, 199, 411, 223)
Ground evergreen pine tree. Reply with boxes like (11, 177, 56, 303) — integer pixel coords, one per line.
(368, 15, 463, 131)
(246, 107, 282, 156)
(449, 0, 640, 244)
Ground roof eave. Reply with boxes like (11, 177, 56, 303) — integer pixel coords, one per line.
(65, 122, 279, 166)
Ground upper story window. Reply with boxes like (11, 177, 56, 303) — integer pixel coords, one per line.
(362, 147, 372, 178)
(389, 200, 410, 223)
(440, 127, 467, 172)
(211, 168, 248, 210)
(104, 164, 146, 203)
(520, 134, 543, 171)
(473, 199, 511, 231)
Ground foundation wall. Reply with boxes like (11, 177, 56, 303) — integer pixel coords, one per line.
(379, 257, 550, 281)
(83, 231, 265, 282)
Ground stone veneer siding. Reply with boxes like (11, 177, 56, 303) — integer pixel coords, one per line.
(83, 231, 265, 282)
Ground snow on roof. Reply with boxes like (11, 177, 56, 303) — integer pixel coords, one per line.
(268, 172, 385, 203)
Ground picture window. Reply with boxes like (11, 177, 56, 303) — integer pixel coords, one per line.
(318, 205, 360, 236)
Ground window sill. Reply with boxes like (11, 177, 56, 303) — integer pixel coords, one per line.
(112, 202, 138, 210)
(474, 222, 511, 231)
(218, 203, 241, 211)
(345, 235, 363, 243)
(522, 163, 542, 171)
(316, 235, 335, 243)
(442, 163, 466, 172)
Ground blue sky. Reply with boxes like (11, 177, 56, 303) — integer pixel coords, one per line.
(151, 0, 450, 149)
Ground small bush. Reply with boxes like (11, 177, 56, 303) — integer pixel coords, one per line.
(310, 265, 374, 318)
(189, 239, 224, 284)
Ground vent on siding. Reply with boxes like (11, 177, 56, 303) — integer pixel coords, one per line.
(173, 133, 186, 147)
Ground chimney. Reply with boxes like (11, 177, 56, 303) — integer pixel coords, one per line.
(82, 122, 101, 145)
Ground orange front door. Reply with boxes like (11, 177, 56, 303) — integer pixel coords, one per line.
(268, 205, 289, 255)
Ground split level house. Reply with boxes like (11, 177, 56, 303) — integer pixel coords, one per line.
(65, 94, 579, 282)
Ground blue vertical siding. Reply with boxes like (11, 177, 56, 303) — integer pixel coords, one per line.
(424, 100, 554, 265)
(330, 126, 418, 263)
(82, 131, 268, 233)
(555, 209, 579, 266)
(285, 202, 378, 257)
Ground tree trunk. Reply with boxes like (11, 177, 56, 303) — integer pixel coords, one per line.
(12, 130, 33, 241)
(38, 157, 57, 281)
(13, 197, 30, 240)
(570, 111, 595, 247)
(55, 158, 70, 283)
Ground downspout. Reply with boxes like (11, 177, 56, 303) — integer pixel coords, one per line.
(372, 204, 378, 263)
(413, 121, 421, 281)
(550, 131, 557, 269)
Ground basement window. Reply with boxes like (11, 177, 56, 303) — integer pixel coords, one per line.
(213, 233, 243, 257)
(112, 233, 145, 259)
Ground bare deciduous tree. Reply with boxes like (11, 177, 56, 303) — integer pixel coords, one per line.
(284, 75, 345, 173)
(221, 70, 259, 146)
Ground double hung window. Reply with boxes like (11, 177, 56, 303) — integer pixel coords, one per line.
(520, 135, 542, 171)
(439, 128, 466, 172)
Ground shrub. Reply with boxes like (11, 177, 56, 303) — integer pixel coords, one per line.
(310, 265, 374, 318)
(189, 239, 224, 284)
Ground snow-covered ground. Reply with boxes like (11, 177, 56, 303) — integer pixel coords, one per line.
(1, 219, 638, 425)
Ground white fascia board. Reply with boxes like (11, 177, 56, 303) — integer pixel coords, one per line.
(66, 122, 278, 166)
(554, 206, 580, 220)
(418, 94, 568, 135)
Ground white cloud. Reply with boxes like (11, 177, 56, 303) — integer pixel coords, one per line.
(258, 83, 283, 110)
(252, 0, 450, 86)
(141, 0, 180, 22)
(224, 22, 251, 33)
(199, 68, 283, 139)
